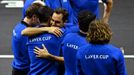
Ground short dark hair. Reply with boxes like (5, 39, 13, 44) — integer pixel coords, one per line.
(54, 8, 68, 22)
(78, 10, 96, 32)
(25, 3, 43, 18)
(32, 2, 44, 7)
(38, 6, 53, 23)
(86, 20, 112, 44)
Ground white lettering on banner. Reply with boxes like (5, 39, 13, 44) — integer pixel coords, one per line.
(66, 43, 79, 50)
(29, 36, 52, 42)
(0, 0, 23, 8)
(85, 54, 109, 60)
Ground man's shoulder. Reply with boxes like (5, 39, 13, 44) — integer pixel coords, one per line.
(65, 32, 78, 37)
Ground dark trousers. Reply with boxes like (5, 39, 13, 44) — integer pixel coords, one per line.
(12, 68, 29, 75)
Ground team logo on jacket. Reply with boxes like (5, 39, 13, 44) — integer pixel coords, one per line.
(85, 54, 109, 60)
(29, 36, 52, 42)
(66, 43, 79, 50)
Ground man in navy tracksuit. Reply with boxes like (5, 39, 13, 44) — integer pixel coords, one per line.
(61, 10, 96, 75)
(11, 4, 41, 75)
(76, 20, 127, 75)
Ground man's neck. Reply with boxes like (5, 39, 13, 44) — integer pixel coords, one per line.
(23, 17, 31, 26)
